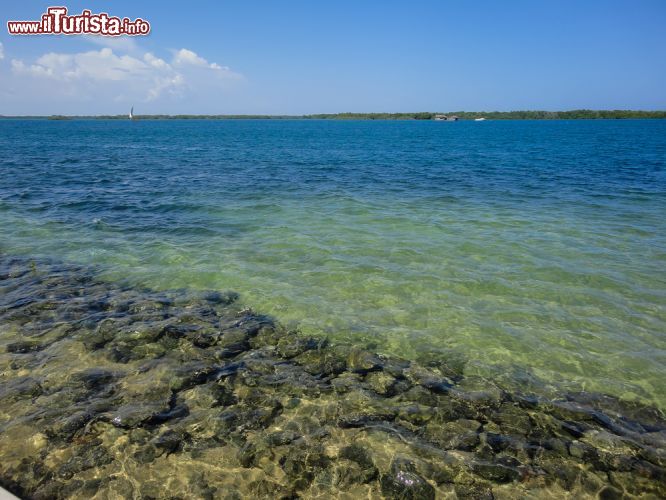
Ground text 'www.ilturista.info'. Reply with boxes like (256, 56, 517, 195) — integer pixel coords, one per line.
(7, 7, 150, 36)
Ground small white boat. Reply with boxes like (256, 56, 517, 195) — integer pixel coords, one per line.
(474, 117, 486, 121)
(129, 106, 134, 120)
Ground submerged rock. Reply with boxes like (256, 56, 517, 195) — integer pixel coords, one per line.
(380, 458, 436, 500)
(338, 444, 378, 483)
(58, 445, 112, 479)
(0, 376, 43, 401)
(294, 348, 347, 375)
(365, 371, 399, 396)
(471, 460, 521, 483)
(201, 290, 239, 305)
(6, 340, 45, 353)
(348, 349, 384, 374)
(0, 255, 665, 499)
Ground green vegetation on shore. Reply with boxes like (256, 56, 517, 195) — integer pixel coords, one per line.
(1, 110, 665, 120)
(306, 110, 666, 120)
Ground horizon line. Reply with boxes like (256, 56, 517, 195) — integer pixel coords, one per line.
(2, 109, 666, 119)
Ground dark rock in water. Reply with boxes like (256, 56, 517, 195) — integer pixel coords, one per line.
(212, 329, 251, 357)
(58, 445, 112, 479)
(190, 332, 218, 348)
(425, 418, 481, 451)
(338, 411, 395, 428)
(380, 458, 436, 500)
(243, 401, 283, 430)
(348, 349, 384, 374)
(108, 408, 148, 428)
(83, 318, 119, 350)
(331, 372, 362, 393)
(169, 362, 220, 391)
(2, 256, 666, 499)
(133, 445, 157, 464)
(404, 365, 455, 395)
(146, 403, 189, 425)
(0, 376, 43, 401)
(0, 457, 50, 499)
(597, 485, 624, 500)
(72, 368, 117, 391)
(213, 361, 245, 380)
(178, 382, 235, 409)
(295, 349, 347, 375)
(48, 410, 94, 440)
(471, 460, 521, 483)
(247, 479, 292, 498)
(396, 403, 435, 426)
(266, 430, 300, 447)
(491, 402, 532, 435)
(215, 401, 282, 436)
(339, 444, 378, 482)
(151, 429, 184, 454)
(32, 480, 65, 500)
(237, 442, 257, 468)
(107, 344, 135, 363)
(280, 446, 331, 490)
(6, 340, 45, 353)
(81, 479, 105, 497)
(339, 443, 374, 469)
(365, 371, 399, 396)
(401, 385, 439, 406)
(201, 290, 239, 305)
(381, 357, 411, 378)
(227, 313, 273, 338)
(126, 298, 170, 315)
(484, 432, 517, 454)
(328, 459, 374, 488)
(277, 335, 323, 359)
(108, 398, 174, 428)
(454, 482, 494, 500)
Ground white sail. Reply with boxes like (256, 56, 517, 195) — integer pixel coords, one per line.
(129, 106, 134, 120)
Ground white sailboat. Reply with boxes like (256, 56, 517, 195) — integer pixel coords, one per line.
(129, 106, 134, 120)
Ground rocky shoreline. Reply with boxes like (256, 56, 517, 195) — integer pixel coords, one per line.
(0, 255, 665, 499)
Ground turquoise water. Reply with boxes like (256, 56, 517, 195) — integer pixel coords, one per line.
(1, 119, 665, 408)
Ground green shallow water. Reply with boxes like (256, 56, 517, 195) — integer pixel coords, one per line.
(1, 118, 665, 410)
(3, 256, 664, 499)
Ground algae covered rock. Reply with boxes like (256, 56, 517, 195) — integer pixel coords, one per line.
(1, 255, 665, 500)
(294, 348, 347, 375)
(339, 444, 378, 483)
(348, 348, 384, 374)
(380, 458, 436, 500)
(365, 370, 399, 396)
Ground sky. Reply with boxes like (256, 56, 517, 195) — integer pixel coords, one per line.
(1, 0, 665, 115)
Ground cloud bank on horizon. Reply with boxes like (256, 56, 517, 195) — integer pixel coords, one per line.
(0, 39, 241, 115)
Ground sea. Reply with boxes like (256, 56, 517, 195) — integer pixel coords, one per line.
(1, 118, 665, 409)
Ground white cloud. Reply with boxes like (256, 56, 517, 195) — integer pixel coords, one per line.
(3, 46, 242, 111)
(11, 48, 148, 82)
(0, 42, 4, 60)
(144, 52, 169, 69)
(173, 48, 216, 69)
(147, 74, 185, 101)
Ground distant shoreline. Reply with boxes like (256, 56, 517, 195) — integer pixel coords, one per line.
(1, 110, 666, 120)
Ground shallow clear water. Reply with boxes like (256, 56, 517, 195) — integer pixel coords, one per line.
(1, 118, 665, 408)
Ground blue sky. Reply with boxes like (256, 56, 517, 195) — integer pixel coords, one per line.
(1, 1, 665, 114)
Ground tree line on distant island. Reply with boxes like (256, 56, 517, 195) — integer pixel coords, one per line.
(3, 110, 665, 120)
(304, 110, 666, 120)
